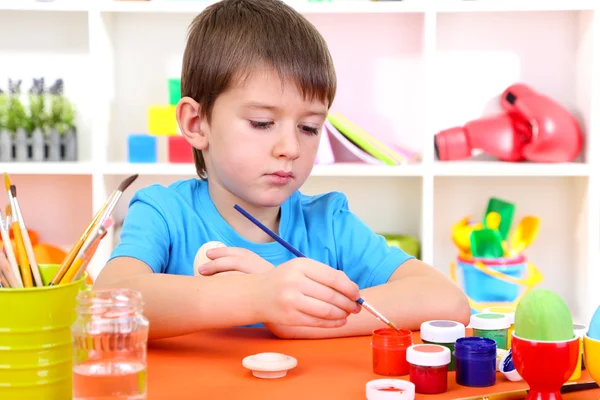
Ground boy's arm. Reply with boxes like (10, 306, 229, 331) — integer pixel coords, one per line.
(265, 258, 471, 339)
(94, 257, 265, 340)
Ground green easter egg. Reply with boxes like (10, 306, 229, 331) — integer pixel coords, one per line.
(514, 288, 574, 341)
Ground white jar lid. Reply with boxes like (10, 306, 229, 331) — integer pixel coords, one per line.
(406, 344, 451, 367)
(574, 323, 587, 338)
(470, 313, 510, 330)
(483, 306, 516, 325)
(366, 379, 415, 400)
(419, 320, 466, 343)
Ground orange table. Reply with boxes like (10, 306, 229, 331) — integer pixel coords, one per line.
(147, 328, 600, 399)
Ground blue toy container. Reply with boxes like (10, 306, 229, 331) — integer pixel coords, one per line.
(450, 255, 543, 313)
(128, 134, 157, 163)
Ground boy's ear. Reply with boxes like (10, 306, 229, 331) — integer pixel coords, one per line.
(176, 97, 208, 150)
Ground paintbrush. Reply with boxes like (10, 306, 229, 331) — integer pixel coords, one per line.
(5, 203, 32, 288)
(0, 209, 22, 288)
(453, 381, 599, 400)
(233, 204, 400, 332)
(49, 174, 138, 285)
(60, 218, 114, 284)
(10, 185, 43, 287)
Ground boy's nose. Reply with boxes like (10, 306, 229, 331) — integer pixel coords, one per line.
(273, 129, 300, 160)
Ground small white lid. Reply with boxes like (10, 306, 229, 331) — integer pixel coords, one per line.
(366, 379, 415, 400)
(406, 344, 451, 367)
(420, 320, 466, 343)
(574, 323, 587, 338)
(483, 306, 516, 325)
(470, 313, 511, 330)
(242, 352, 297, 379)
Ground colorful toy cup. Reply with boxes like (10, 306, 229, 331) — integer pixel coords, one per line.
(0, 264, 87, 399)
(568, 324, 587, 381)
(511, 333, 579, 400)
(583, 334, 600, 387)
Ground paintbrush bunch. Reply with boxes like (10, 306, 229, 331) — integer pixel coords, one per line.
(0, 173, 139, 289)
(450, 198, 540, 260)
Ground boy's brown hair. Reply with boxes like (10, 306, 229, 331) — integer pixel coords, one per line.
(181, 0, 337, 179)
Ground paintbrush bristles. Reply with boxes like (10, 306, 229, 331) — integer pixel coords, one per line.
(118, 174, 139, 192)
(10, 185, 16, 198)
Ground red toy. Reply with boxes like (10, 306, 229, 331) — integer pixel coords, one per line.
(435, 83, 584, 163)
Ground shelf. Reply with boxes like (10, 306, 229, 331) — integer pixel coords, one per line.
(0, 162, 96, 175)
(433, 0, 596, 12)
(0, 0, 88, 11)
(432, 162, 591, 177)
(99, 0, 428, 14)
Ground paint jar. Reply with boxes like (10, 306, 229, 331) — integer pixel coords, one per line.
(419, 320, 465, 371)
(470, 313, 510, 350)
(454, 337, 497, 387)
(371, 328, 413, 376)
(569, 323, 587, 381)
(406, 344, 450, 394)
(483, 306, 515, 348)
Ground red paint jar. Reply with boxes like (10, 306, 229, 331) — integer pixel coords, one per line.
(406, 344, 450, 394)
(371, 328, 413, 376)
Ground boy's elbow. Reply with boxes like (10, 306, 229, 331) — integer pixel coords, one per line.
(446, 289, 472, 326)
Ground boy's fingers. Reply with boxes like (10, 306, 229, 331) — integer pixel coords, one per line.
(299, 279, 359, 315)
(303, 264, 360, 302)
(198, 257, 240, 275)
(206, 246, 254, 260)
(289, 311, 348, 328)
(295, 295, 351, 321)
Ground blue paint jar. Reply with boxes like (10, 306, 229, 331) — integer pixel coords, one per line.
(454, 337, 496, 387)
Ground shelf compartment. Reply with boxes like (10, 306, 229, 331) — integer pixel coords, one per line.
(433, 176, 588, 319)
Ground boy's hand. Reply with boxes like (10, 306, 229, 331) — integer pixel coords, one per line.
(257, 258, 361, 328)
(197, 247, 274, 276)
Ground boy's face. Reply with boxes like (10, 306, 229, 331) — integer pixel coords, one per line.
(200, 68, 328, 208)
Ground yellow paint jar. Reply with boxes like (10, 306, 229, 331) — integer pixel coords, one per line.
(0, 264, 87, 399)
(483, 306, 515, 348)
(568, 324, 587, 381)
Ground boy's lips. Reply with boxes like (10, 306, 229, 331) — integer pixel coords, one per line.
(265, 171, 294, 185)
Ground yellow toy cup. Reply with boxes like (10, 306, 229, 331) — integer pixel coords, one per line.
(584, 334, 600, 387)
(0, 264, 87, 399)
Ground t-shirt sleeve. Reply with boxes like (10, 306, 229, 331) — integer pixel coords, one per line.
(331, 193, 414, 289)
(108, 189, 171, 274)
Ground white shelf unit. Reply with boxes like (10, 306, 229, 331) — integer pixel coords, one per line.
(1, 0, 599, 324)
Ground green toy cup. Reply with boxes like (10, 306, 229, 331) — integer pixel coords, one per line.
(0, 264, 87, 399)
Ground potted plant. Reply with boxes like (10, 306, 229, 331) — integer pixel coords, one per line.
(28, 78, 47, 162)
(6, 79, 28, 162)
(48, 79, 77, 161)
(0, 88, 10, 162)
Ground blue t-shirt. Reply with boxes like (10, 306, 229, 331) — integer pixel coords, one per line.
(109, 179, 413, 319)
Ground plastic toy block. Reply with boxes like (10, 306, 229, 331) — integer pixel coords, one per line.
(148, 105, 178, 136)
(128, 134, 157, 163)
(168, 78, 181, 106)
(168, 136, 194, 163)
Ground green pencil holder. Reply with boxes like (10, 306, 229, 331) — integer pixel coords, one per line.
(0, 264, 87, 399)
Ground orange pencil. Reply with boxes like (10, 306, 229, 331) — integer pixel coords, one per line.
(50, 174, 138, 285)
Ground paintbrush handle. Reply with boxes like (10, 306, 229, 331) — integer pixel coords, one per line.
(12, 223, 32, 288)
(50, 195, 113, 285)
(18, 223, 42, 287)
(0, 224, 22, 288)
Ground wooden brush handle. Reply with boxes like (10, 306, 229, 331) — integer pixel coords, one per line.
(13, 223, 32, 288)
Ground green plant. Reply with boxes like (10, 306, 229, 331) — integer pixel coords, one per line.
(27, 77, 47, 135)
(48, 79, 76, 136)
(0, 89, 7, 132)
(5, 79, 27, 135)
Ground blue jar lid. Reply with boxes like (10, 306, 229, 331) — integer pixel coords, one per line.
(454, 337, 496, 358)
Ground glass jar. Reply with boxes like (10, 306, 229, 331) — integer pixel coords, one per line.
(71, 289, 149, 400)
(454, 337, 497, 387)
(371, 328, 413, 376)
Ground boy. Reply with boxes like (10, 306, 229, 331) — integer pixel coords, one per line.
(94, 0, 470, 340)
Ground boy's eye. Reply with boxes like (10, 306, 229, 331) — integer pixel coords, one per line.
(249, 120, 273, 130)
(300, 125, 319, 135)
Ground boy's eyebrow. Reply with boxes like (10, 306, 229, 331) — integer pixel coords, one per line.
(242, 102, 328, 118)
